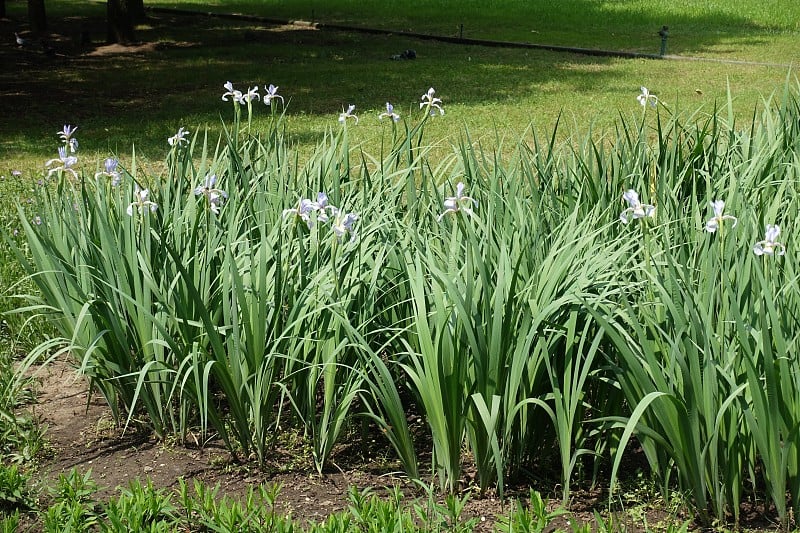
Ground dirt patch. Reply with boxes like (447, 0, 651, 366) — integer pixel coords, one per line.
(27, 359, 506, 528)
(84, 41, 174, 56)
(32, 360, 214, 499)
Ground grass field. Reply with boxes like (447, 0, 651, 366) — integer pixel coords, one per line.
(161, 0, 800, 61)
(1, 0, 798, 173)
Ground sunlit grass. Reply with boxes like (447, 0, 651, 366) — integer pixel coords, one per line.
(156, 0, 800, 59)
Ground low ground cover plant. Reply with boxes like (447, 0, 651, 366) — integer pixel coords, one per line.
(7, 75, 800, 528)
(20, 468, 552, 532)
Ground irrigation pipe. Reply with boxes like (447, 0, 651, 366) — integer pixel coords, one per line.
(145, 6, 793, 69)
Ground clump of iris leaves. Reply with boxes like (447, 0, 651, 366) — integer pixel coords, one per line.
(7, 78, 800, 529)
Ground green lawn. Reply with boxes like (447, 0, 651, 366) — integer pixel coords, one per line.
(159, 0, 800, 62)
(1, 0, 798, 176)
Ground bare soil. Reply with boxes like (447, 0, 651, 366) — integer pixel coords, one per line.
(29, 359, 510, 529)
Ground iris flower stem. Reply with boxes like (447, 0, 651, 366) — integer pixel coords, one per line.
(231, 104, 241, 152)
(245, 100, 254, 135)
(642, 221, 655, 303)
(331, 237, 340, 298)
(298, 220, 309, 289)
(268, 104, 278, 127)
(716, 227, 728, 342)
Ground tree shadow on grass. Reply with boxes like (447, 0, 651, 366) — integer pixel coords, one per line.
(0, 10, 626, 160)
(0, 6, 793, 166)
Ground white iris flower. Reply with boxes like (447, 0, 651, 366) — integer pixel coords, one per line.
(637, 86, 658, 108)
(379, 102, 400, 122)
(331, 210, 359, 239)
(168, 127, 190, 147)
(264, 84, 284, 106)
(619, 189, 655, 224)
(193, 174, 228, 215)
(339, 104, 358, 124)
(420, 87, 445, 116)
(95, 157, 122, 186)
(222, 81, 244, 104)
(127, 186, 158, 216)
(45, 146, 79, 179)
(437, 182, 477, 221)
(58, 124, 79, 152)
(705, 200, 738, 233)
(283, 197, 319, 228)
(753, 224, 786, 256)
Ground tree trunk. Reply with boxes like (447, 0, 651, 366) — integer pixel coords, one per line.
(27, 0, 46, 33)
(130, 0, 146, 23)
(0, 0, 7, 20)
(107, 0, 135, 44)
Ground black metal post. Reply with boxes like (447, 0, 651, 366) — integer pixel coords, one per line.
(659, 25, 669, 56)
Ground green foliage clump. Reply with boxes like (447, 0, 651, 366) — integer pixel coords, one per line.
(0, 464, 35, 512)
(9, 75, 800, 528)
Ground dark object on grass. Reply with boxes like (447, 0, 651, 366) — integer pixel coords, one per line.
(658, 25, 669, 56)
(390, 49, 417, 60)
